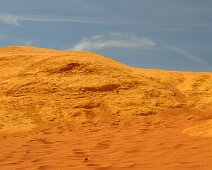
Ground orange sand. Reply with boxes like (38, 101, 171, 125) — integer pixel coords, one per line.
(0, 46, 211, 169)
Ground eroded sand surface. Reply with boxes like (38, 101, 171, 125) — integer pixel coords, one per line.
(0, 46, 212, 169)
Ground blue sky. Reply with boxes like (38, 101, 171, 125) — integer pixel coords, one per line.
(0, 0, 211, 71)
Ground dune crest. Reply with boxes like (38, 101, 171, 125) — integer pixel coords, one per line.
(0, 46, 211, 134)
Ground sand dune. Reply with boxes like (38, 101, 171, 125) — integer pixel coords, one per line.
(0, 46, 211, 169)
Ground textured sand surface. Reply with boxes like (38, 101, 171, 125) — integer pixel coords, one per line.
(0, 46, 211, 169)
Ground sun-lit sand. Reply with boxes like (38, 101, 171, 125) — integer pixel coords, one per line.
(0, 46, 212, 169)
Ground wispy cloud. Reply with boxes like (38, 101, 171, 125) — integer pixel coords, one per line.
(0, 14, 20, 26)
(165, 45, 208, 65)
(0, 14, 124, 26)
(71, 33, 156, 51)
(0, 13, 210, 33)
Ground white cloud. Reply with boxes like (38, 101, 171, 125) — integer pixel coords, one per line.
(0, 14, 20, 26)
(165, 45, 208, 65)
(71, 33, 156, 51)
(0, 14, 117, 26)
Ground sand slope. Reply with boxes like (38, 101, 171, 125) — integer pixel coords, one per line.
(0, 46, 212, 169)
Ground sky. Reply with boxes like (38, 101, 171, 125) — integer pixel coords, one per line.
(0, 0, 212, 71)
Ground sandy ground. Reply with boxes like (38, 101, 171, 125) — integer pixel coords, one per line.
(0, 108, 212, 170)
(0, 46, 212, 169)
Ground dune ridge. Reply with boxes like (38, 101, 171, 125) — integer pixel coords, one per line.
(0, 46, 211, 133)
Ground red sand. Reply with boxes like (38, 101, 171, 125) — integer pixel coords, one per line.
(1, 109, 212, 170)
